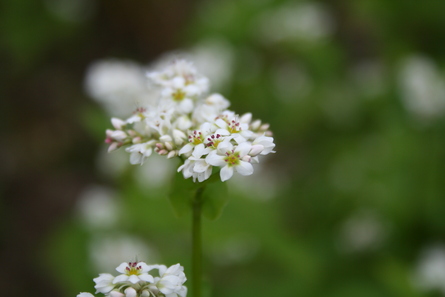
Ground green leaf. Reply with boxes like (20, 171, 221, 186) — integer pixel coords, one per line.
(201, 181, 229, 221)
(168, 172, 200, 217)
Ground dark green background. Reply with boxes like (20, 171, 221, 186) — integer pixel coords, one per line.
(2, 0, 445, 296)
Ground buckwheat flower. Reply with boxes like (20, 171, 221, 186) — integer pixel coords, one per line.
(77, 293, 95, 297)
(113, 261, 155, 285)
(192, 93, 230, 123)
(125, 141, 156, 165)
(148, 59, 209, 94)
(206, 141, 254, 182)
(161, 76, 200, 114)
(251, 135, 276, 156)
(155, 264, 187, 297)
(94, 273, 115, 294)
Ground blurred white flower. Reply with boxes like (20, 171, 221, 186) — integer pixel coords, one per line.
(337, 210, 387, 253)
(85, 59, 157, 117)
(134, 154, 176, 190)
(77, 185, 120, 229)
(412, 244, 445, 295)
(211, 236, 260, 266)
(190, 38, 234, 90)
(254, 2, 334, 44)
(89, 235, 158, 273)
(398, 55, 445, 123)
(77, 293, 95, 297)
(45, 0, 95, 23)
(271, 62, 313, 103)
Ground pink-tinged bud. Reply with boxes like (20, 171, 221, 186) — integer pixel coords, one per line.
(165, 142, 173, 151)
(108, 142, 119, 152)
(249, 144, 264, 156)
(158, 149, 168, 155)
(167, 150, 177, 159)
(132, 137, 142, 144)
(110, 130, 127, 142)
(260, 123, 270, 131)
(111, 118, 126, 130)
(242, 155, 252, 162)
(265, 131, 273, 136)
(128, 130, 137, 137)
(160, 135, 173, 142)
(124, 287, 137, 297)
(240, 112, 252, 123)
(156, 143, 164, 149)
(109, 290, 125, 297)
(250, 120, 261, 130)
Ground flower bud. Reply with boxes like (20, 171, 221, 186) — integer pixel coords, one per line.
(240, 112, 252, 123)
(250, 120, 261, 130)
(260, 123, 270, 131)
(108, 142, 119, 152)
(249, 144, 264, 157)
(111, 118, 126, 130)
(124, 287, 137, 297)
(109, 290, 125, 297)
(167, 150, 177, 159)
(164, 141, 173, 151)
(158, 149, 168, 155)
(242, 155, 252, 162)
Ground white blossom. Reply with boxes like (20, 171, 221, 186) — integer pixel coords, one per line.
(78, 261, 188, 297)
(113, 262, 155, 284)
(103, 58, 275, 182)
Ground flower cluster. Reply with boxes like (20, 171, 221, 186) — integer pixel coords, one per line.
(105, 59, 275, 182)
(78, 261, 187, 297)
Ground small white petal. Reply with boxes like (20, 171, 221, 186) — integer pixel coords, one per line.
(236, 142, 252, 157)
(138, 273, 155, 283)
(129, 152, 143, 165)
(206, 152, 226, 167)
(194, 160, 209, 173)
(179, 143, 193, 155)
(113, 275, 129, 284)
(235, 161, 254, 176)
(220, 166, 234, 182)
(128, 274, 140, 284)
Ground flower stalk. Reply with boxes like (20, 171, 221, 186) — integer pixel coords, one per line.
(192, 186, 204, 297)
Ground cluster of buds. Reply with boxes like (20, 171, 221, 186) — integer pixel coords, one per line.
(105, 59, 275, 182)
(77, 261, 187, 297)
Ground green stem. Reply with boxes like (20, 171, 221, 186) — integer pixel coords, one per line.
(192, 187, 204, 297)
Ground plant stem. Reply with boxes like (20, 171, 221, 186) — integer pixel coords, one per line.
(192, 187, 204, 297)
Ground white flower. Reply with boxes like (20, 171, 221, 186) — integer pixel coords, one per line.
(93, 273, 115, 294)
(125, 141, 155, 165)
(77, 293, 95, 297)
(155, 264, 187, 297)
(206, 141, 254, 182)
(113, 262, 155, 285)
(251, 135, 276, 156)
(161, 77, 200, 114)
(148, 59, 209, 94)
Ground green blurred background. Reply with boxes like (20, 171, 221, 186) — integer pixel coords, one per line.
(2, 0, 445, 296)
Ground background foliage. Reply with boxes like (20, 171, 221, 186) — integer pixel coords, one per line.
(2, 0, 445, 297)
